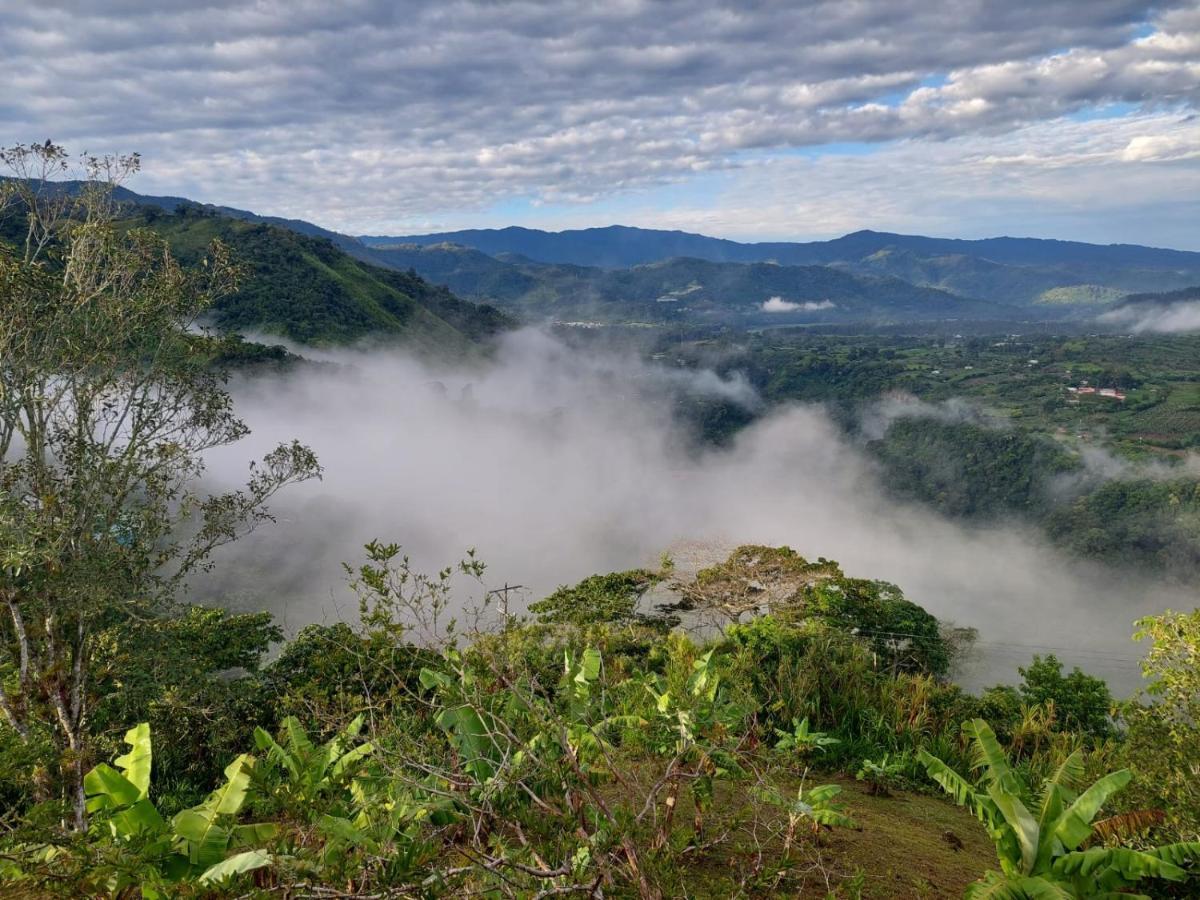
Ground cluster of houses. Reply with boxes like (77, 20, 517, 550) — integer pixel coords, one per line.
(1067, 383, 1127, 401)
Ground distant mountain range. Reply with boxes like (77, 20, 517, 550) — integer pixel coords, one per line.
(361, 225, 1200, 310)
(361, 242, 998, 324)
(13, 182, 1198, 339)
(361, 223, 1200, 271)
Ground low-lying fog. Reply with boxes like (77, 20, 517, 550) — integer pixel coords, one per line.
(203, 329, 1187, 694)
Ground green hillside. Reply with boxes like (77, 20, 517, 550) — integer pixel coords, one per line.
(132, 205, 511, 348)
(365, 242, 1009, 323)
(0, 194, 511, 351)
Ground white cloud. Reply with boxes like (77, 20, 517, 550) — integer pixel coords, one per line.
(584, 112, 1200, 248)
(199, 331, 1188, 692)
(761, 297, 836, 312)
(1100, 299, 1200, 331)
(0, 0, 1195, 238)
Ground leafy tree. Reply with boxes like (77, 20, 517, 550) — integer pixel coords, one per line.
(1121, 609, 1200, 840)
(799, 576, 958, 677)
(920, 718, 1200, 897)
(528, 567, 670, 628)
(0, 143, 319, 827)
(1018, 655, 1113, 739)
(89, 606, 281, 806)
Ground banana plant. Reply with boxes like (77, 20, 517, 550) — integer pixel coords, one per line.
(855, 752, 906, 797)
(253, 714, 375, 814)
(919, 718, 1200, 898)
(82, 723, 279, 896)
(773, 716, 840, 757)
(644, 648, 750, 844)
(753, 779, 857, 856)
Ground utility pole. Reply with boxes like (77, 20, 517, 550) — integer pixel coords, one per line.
(486, 583, 525, 628)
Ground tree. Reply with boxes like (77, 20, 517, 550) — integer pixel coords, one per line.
(1122, 609, 1200, 839)
(0, 143, 319, 828)
(1018, 654, 1113, 739)
(528, 567, 670, 629)
(920, 718, 1200, 897)
(799, 576, 959, 677)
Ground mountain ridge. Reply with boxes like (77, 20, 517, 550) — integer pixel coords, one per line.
(360, 223, 1200, 271)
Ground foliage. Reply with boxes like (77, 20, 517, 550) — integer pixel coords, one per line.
(774, 717, 840, 757)
(798, 576, 959, 677)
(920, 718, 1200, 897)
(3, 723, 280, 896)
(1119, 609, 1200, 841)
(0, 142, 320, 827)
(132, 206, 512, 347)
(528, 567, 672, 629)
(1017, 655, 1113, 740)
(754, 779, 858, 859)
(869, 418, 1077, 519)
(856, 753, 908, 797)
(252, 715, 375, 817)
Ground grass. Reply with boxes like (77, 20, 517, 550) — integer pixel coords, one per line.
(657, 774, 993, 898)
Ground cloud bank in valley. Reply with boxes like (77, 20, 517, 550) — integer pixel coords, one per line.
(200, 330, 1181, 692)
(761, 297, 836, 313)
(1100, 299, 1200, 333)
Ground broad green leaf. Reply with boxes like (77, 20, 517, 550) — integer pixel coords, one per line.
(919, 749, 979, 808)
(113, 723, 152, 800)
(986, 782, 1040, 875)
(111, 798, 166, 838)
(1147, 842, 1200, 867)
(964, 873, 1072, 899)
(205, 754, 255, 817)
(435, 705, 497, 781)
(580, 646, 602, 682)
(1052, 846, 1187, 882)
(965, 719, 1015, 789)
(328, 741, 375, 782)
(283, 717, 316, 762)
(318, 814, 380, 852)
(253, 727, 300, 781)
(1043, 749, 1084, 797)
(172, 809, 232, 868)
(196, 849, 274, 886)
(232, 823, 278, 847)
(84, 763, 140, 811)
(419, 667, 453, 691)
(1053, 769, 1132, 850)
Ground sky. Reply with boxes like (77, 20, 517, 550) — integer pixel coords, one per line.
(1, 0, 1198, 246)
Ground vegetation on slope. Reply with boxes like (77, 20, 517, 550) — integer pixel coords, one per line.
(651, 329, 1200, 581)
(133, 204, 512, 347)
(361, 224, 1200, 304)
(364, 241, 1009, 324)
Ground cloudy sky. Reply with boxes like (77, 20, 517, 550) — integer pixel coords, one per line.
(2, 0, 1198, 245)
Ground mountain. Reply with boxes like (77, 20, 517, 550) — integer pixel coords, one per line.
(363, 226, 1200, 304)
(129, 205, 511, 347)
(25, 182, 1200, 323)
(0, 186, 512, 350)
(364, 242, 1009, 324)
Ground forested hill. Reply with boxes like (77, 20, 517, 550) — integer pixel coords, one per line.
(364, 225, 1200, 305)
(132, 205, 512, 347)
(0, 192, 512, 349)
(19, 182, 1200, 314)
(364, 242, 1006, 323)
(364, 224, 1200, 272)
